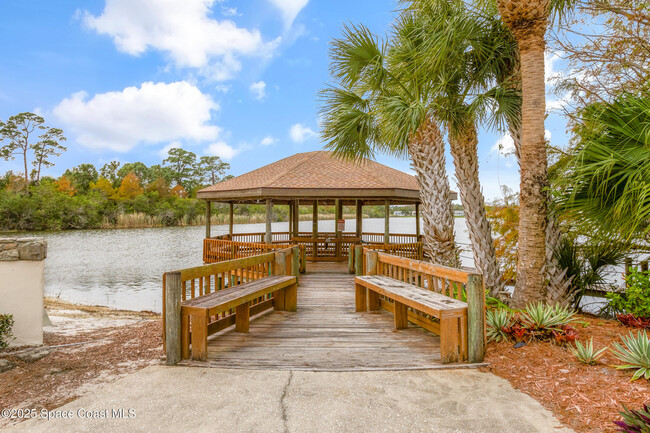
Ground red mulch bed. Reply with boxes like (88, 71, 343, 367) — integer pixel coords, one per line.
(482, 314, 649, 433)
(0, 319, 162, 424)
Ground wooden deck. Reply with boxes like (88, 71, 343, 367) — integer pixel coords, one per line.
(180, 262, 469, 371)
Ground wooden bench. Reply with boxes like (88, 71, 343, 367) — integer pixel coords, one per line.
(182, 274, 297, 361)
(353, 248, 485, 364)
(355, 274, 468, 363)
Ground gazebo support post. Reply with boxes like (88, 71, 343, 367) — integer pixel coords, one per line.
(288, 202, 293, 238)
(312, 200, 318, 260)
(384, 199, 390, 245)
(205, 201, 211, 239)
(265, 199, 273, 243)
(292, 200, 300, 238)
(335, 199, 342, 259)
(415, 203, 420, 240)
(229, 202, 234, 238)
(355, 200, 363, 240)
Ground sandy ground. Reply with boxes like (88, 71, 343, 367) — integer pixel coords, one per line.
(2, 366, 574, 433)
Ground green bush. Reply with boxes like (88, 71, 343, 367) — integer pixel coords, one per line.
(608, 268, 650, 318)
(611, 330, 650, 381)
(0, 314, 14, 350)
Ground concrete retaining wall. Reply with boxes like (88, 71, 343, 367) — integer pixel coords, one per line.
(0, 238, 47, 347)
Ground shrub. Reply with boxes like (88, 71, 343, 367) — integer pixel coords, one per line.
(608, 268, 650, 319)
(611, 330, 650, 381)
(487, 309, 513, 342)
(0, 314, 14, 350)
(521, 302, 576, 339)
(614, 404, 650, 433)
(570, 338, 607, 365)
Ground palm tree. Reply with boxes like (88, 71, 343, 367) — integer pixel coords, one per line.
(395, 1, 520, 294)
(320, 25, 460, 267)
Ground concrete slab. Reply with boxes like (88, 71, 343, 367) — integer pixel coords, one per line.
(3, 366, 573, 433)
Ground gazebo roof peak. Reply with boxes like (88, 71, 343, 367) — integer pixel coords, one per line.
(197, 151, 456, 204)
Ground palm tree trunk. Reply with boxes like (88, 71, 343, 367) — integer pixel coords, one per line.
(409, 120, 459, 267)
(448, 121, 502, 295)
(510, 28, 549, 307)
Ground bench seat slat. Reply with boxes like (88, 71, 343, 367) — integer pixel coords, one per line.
(182, 275, 295, 316)
(356, 275, 467, 317)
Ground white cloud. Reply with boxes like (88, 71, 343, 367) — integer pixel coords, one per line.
(289, 123, 316, 143)
(545, 51, 563, 85)
(547, 92, 572, 112)
(221, 6, 238, 17)
(491, 133, 516, 157)
(83, 0, 280, 81)
(249, 81, 267, 100)
(260, 135, 277, 146)
(158, 141, 182, 158)
(545, 129, 552, 141)
(204, 141, 239, 160)
(269, 0, 309, 28)
(53, 81, 220, 152)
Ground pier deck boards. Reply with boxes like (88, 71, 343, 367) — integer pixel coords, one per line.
(180, 262, 452, 371)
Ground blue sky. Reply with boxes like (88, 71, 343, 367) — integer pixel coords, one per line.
(0, 0, 572, 201)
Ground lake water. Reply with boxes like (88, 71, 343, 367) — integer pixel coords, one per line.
(2, 218, 473, 313)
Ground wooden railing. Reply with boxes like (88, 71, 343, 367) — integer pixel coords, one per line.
(163, 247, 300, 363)
(362, 232, 420, 244)
(348, 243, 423, 273)
(354, 247, 485, 363)
(203, 238, 306, 273)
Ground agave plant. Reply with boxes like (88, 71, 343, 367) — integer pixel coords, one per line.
(611, 330, 650, 381)
(570, 338, 607, 365)
(521, 302, 576, 330)
(487, 308, 514, 342)
(614, 404, 650, 433)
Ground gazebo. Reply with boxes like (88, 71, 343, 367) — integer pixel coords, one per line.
(197, 151, 456, 265)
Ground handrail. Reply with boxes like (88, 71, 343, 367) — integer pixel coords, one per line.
(356, 247, 485, 363)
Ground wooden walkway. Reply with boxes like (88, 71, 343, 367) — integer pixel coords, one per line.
(182, 262, 449, 371)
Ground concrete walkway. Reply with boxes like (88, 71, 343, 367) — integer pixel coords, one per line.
(5, 366, 573, 433)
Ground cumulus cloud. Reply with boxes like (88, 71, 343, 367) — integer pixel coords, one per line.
(249, 81, 266, 100)
(269, 0, 309, 28)
(82, 0, 280, 81)
(260, 135, 277, 146)
(158, 141, 182, 158)
(53, 81, 220, 152)
(491, 133, 516, 157)
(289, 123, 315, 143)
(204, 141, 239, 160)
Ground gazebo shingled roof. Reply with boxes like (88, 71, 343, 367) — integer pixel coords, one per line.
(197, 151, 457, 205)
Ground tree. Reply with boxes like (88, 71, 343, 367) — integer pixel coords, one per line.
(162, 148, 197, 189)
(198, 156, 230, 185)
(64, 163, 98, 195)
(114, 172, 143, 199)
(146, 177, 171, 197)
(90, 177, 116, 198)
(0, 112, 66, 192)
(493, 0, 576, 305)
(55, 175, 75, 196)
(320, 23, 460, 267)
(117, 162, 151, 185)
(100, 161, 121, 187)
(149, 164, 175, 185)
(170, 184, 188, 198)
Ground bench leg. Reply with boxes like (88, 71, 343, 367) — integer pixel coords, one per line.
(394, 301, 408, 330)
(274, 288, 286, 311)
(440, 316, 460, 364)
(235, 302, 250, 332)
(181, 314, 190, 360)
(355, 283, 367, 312)
(284, 284, 298, 312)
(190, 314, 207, 361)
(367, 290, 381, 311)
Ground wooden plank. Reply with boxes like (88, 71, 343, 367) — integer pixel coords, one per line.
(355, 283, 367, 312)
(190, 314, 208, 361)
(466, 273, 485, 363)
(180, 253, 275, 281)
(440, 317, 460, 364)
(376, 252, 472, 283)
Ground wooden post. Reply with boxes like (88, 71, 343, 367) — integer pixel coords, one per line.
(235, 303, 250, 333)
(165, 271, 182, 365)
(229, 202, 234, 237)
(384, 199, 390, 245)
(312, 200, 318, 259)
(291, 246, 300, 285)
(265, 198, 273, 243)
(415, 203, 420, 240)
(364, 249, 381, 311)
(292, 199, 300, 237)
(466, 273, 485, 363)
(355, 199, 363, 239)
(440, 316, 460, 363)
(284, 246, 300, 312)
(273, 251, 287, 310)
(394, 301, 408, 329)
(205, 201, 211, 239)
(625, 257, 633, 287)
(366, 250, 378, 276)
(354, 245, 364, 276)
(335, 199, 342, 259)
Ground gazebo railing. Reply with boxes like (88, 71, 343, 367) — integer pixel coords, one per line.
(203, 238, 306, 273)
